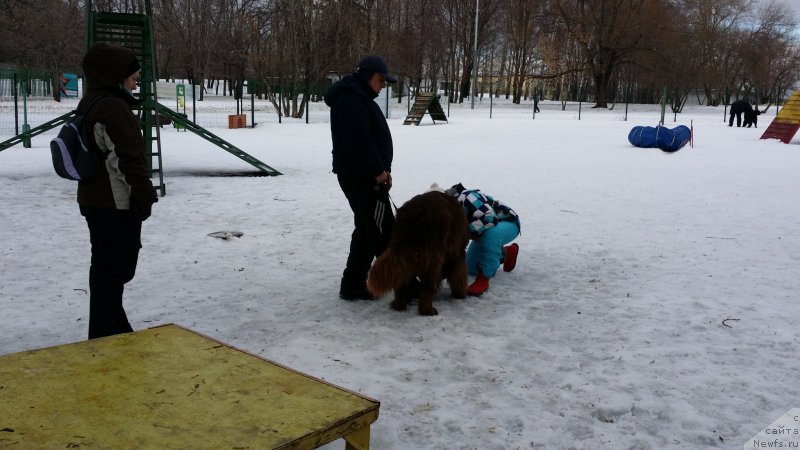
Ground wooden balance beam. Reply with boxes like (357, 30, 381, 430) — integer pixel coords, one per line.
(0, 324, 379, 449)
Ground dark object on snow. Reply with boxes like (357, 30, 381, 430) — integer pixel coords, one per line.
(743, 108, 761, 128)
(628, 125, 691, 153)
(729, 99, 761, 128)
(208, 231, 244, 240)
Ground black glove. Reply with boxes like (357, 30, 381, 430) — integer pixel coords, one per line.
(130, 196, 157, 221)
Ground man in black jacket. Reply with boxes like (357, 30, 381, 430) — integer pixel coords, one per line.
(729, 99, 754, 127)
(324, 55, 397, 300)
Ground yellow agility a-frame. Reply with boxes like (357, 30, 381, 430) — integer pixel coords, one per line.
(760, 91, 800, 143)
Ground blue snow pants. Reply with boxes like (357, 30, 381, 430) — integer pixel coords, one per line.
(466, 221, 520, 277)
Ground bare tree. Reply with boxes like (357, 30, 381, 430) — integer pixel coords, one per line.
(740, 0, 800, 110)
(3, 0, 800, 114)
(441, 0, 472, 102)
(500, 0, 544, 103)
(453, 0, 500, 102)
(675, 0, 752, 105)
(249, 0, 370, 118)
(553, 0, 662, 108)
(154, 0, 224, 99)
(1, 0, 84, 99)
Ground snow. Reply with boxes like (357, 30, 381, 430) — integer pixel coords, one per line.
(1, 96, 799, 449)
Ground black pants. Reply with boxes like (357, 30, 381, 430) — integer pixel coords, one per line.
(81, 206, 142, 339)
(729, 112, 743, 127)
(337, 175, 395, 292)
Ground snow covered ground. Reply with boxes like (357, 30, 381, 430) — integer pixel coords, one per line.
(1, 96, 798, 449)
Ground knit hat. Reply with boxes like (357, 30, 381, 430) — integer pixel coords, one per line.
(355, 55, 397, 83)
(125, 58, 141, 78)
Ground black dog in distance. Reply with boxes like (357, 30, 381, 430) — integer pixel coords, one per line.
(743, 107, 761, 128)
(729, 99, 761, 128)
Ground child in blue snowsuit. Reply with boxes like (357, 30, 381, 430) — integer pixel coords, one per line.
(445, 183, 520, 295)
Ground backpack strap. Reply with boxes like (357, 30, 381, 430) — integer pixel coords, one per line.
(78, 95, 110, 158)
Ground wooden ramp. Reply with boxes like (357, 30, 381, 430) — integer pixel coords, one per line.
(760, 91, 800, 143)
(403, 92, 448, 125)
(0, 324, 379, 449)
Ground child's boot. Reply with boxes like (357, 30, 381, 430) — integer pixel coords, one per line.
(467, 271, 490, 296)
(503, 243, 519, 272)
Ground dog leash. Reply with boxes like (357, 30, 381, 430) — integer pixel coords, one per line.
(386, 192, 399, 214)
(375, 183, 399, 214)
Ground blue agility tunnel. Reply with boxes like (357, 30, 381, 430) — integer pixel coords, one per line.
(628, 125, 692, 152)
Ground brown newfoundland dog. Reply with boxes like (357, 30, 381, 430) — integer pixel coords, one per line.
(367, 191, 468, 315)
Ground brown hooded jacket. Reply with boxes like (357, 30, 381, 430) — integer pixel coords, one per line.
(77, 43, 156, 215)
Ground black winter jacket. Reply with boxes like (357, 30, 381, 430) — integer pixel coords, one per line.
(324, 75, 393, 179)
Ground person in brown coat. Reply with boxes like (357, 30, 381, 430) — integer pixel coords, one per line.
(78, 43, 157, 339)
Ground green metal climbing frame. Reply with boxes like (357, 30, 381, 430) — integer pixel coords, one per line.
(1, 1, 281, 187)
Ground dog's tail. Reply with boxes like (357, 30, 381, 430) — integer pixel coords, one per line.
(367, 248, 420, 298)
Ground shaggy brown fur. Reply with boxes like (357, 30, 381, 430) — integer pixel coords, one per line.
(367, 191, 468, 315)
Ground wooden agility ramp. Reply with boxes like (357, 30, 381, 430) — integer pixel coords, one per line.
(403, 92, 448, 125)
(760, 91, 800, 143)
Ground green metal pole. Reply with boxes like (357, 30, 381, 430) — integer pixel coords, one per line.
(660, 86, 667, 125)
(385, 83, 389, 119)
(192, 83, 197, 124)
(624, 83, 629, 122)
(723, 87, 729, 122)
(674, 88, 678, 123)
(489, 82, 493, 119)
(305, 78, 309, 124)
(13, 73, 19, 135)
(446, 80, 450, 117)
(22, 75, 31, 148)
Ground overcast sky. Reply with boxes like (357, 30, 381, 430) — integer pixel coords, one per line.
(757, 0, 800, 21)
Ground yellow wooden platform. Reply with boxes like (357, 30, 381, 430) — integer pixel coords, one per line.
(0, 324, 379, 449)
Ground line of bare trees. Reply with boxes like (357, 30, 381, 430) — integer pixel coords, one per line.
(2, 0, 799, 118)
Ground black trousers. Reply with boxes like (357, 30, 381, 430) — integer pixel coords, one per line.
(81, 206, 142, 339)
(729, 112, 743, 127)
(337, 175, 395, 292)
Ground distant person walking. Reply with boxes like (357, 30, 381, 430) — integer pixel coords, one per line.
(78, 43, 158, 339)
(324, 55, 398, 300)
(533, 91, 540, 113)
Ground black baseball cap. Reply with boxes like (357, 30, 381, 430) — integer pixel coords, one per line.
(356, 55, 397, 83)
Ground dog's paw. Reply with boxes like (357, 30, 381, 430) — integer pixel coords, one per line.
(451, 289, 467, 299)
(390, 299, 407, 311)
(418, 306, 438, 316)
